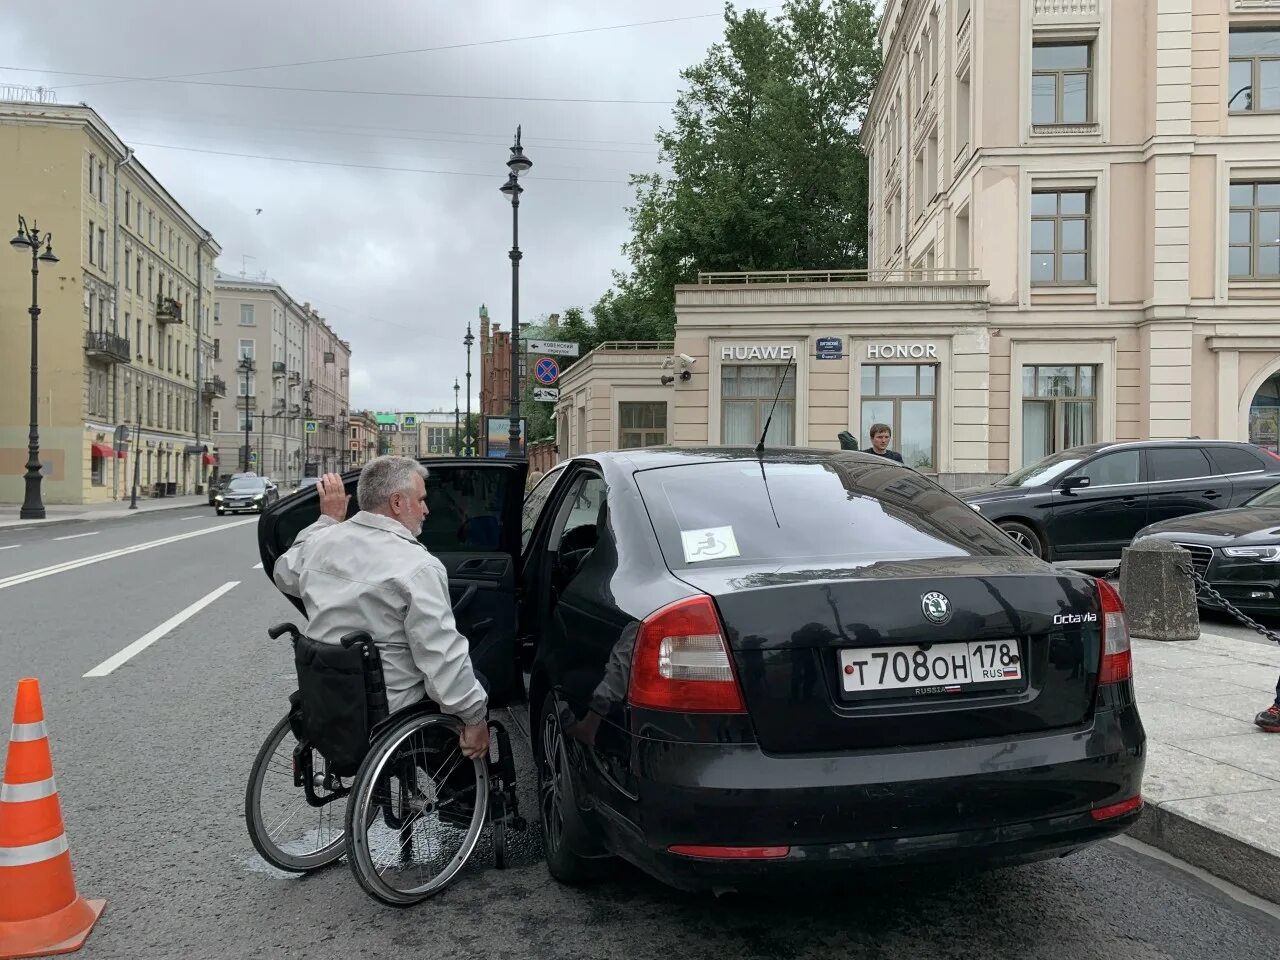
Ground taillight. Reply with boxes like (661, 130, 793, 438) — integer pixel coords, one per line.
(628, 595, 746, 713)
(1095, 578, 1132, 685)
(1091, 795, 1143, 821)
(669, 845, 790, 859)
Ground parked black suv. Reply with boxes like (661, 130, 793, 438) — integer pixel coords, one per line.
(959, 440, 1280, 565)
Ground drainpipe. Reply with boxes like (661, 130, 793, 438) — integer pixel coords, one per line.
(111, 147, 136, 501)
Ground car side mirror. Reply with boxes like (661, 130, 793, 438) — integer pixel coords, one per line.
(1060, 475, 1091, 494)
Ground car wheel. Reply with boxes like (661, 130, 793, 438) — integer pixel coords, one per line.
(216, 509, 225, 516)
(537, 692, 606, 885)
(999, 521, 1045, 559)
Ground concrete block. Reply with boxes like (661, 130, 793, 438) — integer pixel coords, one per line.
(1119, 540, 1199, 641)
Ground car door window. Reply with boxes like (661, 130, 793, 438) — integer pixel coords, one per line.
(1207, 446, 1264, 475)
(521, 465, 565, 553)
(1147, 448, 1213, 483)
(418, 465, 516, 552)
(1073, 450, 1139, 487)
(549, 474, 608, 594)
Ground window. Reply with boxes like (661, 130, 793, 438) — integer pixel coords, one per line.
(927, 8, 938, 79)
(98, 229, 105, 269)
(956, 0, 970, 28)
(214, 302, 221, 324)
(147, 263, 153, 301)
(98, 162, 104, 202)
(135, 318, 142, 359)
(88, 291, 96, 328)
(136, 256, 142, 293)
(1021, 364, 1096, 462)
(861, 364, 937, 470)
(88, 156, 95, 197)
(212, 410, 221, 432)
(213, 338, 221, 360)
(955, 207, 971, 269)
(238, 375, 256, 397)
(1030, 190, 1090, 284)
(415, 466, 517, 553)
(124, 190, 131, 225)
(239, 412, 253, 432)
(1229, 30, 1280, 113)
(88, 220, 95, 264)
(1073, 451, 1139, 487)
(1148, 447, 1213, 483)
(238, 338, 255, 360)
(1208, 446, 1263, 475)
(91, 448, 105, 487)
(147, 324, 153, 363)
(1032, 42, 1091, 125)
(926, 133, 938, 201)
(619, 402, 667, 448)
(124, 251, 131, 290)
(240, 304, 255, 326)
(913, 148, 926, 217)
(721, 364, 795, 446)
(1229, 182, 1280, 280)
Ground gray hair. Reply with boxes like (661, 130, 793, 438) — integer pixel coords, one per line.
(357, 455, 429, 511)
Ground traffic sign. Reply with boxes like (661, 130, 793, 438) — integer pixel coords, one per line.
(526, 339, 579, 357)
(305, 420, 318, 434)
(533, 357, 560, 385)
(533, 387, 559, 402)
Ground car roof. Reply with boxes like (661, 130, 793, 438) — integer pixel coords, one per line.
(1072, 439, 1258, 456)
(565, 446, 901, 473)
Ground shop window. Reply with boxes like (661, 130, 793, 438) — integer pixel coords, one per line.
(1030, 190, 1091, 285)
(722, 364, 795, 447)
(1229, 29, 1280, 113)
(1031, 42, 1092, 126)
(1228, 182, 1280, 280)
(91, 450, 105, 487)
(1022, 364, 1096, 463)
(619, 402, 667, 449)
(860, 364, 936, 470)
(1249, 370, 1280, 453)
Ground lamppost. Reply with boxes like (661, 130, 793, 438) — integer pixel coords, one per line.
(238, 357, 254, 472)
(500, 127, 532, 459)
(9, 217, 59, 519)
(464, 321, 475, 457)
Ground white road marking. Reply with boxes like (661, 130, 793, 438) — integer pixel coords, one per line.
(0, 519, 255, 592)
(183, 514, 205, 520)
(252, 561, 263, 569)
(52, 532, 99, 542)
(0, 545, 19, 552)
(84, 581, 240, 677)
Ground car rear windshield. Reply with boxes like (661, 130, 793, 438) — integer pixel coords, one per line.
(635, 460, 1019, 569)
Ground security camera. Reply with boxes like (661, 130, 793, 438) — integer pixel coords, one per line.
(678, 353, 696, 367)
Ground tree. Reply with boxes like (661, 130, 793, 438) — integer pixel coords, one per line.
(593, 0, 881, 340)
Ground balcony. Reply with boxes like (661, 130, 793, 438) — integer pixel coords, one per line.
(288, 370, 301, 385)
(84, 330, 131, 365)
(201, 376, 227, 399)
(156, 296, 183, 325)
(272, 361, 286, 378)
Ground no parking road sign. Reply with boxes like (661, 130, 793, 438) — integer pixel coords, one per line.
(533, 357, 560, 385)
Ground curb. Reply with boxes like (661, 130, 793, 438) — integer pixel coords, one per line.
(1128, 800, 1280, 904)
(0, 499, 210, 532)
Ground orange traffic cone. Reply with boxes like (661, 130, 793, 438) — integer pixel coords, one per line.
(0, 679, 104, 959)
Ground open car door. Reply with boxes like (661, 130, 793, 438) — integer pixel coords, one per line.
(258, 458, 529, 707)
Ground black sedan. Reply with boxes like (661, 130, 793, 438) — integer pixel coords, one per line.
(1134, 482, 1280, 614)
(260, 449, 1145, 892)
(215, 475, 278, 515)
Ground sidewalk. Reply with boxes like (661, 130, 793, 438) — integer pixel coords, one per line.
(0, 495, 211, 530)
(1129, 628, 1280, 903)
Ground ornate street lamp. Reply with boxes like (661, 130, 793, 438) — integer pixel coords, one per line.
(464, 320, 475, 457)
(238, 357, 255, 472)
(500, 127, 532, 459)
(9, 216, 59, 519)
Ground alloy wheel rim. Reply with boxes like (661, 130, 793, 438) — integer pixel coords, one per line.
(540, 710, 565, 854)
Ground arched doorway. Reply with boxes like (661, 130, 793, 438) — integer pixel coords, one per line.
(1249, 369, 1280, 454)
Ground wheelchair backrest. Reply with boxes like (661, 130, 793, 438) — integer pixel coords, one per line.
(293, 631, 389, 778)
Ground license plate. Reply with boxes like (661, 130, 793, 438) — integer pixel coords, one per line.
(839, 640, 1023, 699)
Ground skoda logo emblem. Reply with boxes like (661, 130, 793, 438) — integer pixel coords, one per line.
(922, 591, 951, 624)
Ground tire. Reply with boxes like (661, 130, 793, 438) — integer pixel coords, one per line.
(999, 520, 1045, 559)
(245, 713, 348, 872)
(537, 693, 606, 885)
(345, 712, 488, 906)
(216, 508, 225, 516)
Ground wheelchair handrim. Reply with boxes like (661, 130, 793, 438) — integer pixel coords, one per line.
(346, 714, 489, 904)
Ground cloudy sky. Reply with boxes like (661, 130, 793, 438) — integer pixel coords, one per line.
(0, 1, 777, 412)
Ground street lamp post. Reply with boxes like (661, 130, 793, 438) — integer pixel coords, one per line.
(238, 357, 254, 472)
(500, 127, 532, 460)
(464, 321, 475, 457)
(9, 217, 58, 519)
(454, 380, 461, 456)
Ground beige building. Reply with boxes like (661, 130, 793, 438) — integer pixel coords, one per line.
(0, 101, 221, 503)
(305, 311, 352, 473)
(555, 343, 676, 458)
(348, 410, 379, 467)
(557, 0, 1280, 487)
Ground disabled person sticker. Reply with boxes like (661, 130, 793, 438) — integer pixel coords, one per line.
(680, 526, 740, 564)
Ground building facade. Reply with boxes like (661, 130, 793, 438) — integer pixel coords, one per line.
(553, 0, 1280, 487)
(554, 343, 675, 458)
(348, 410, 379, 467)
(304, 310, 352, 474)
(0, 101, 221, 503)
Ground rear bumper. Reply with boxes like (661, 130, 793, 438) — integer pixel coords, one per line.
(598, 702, 1145, 891)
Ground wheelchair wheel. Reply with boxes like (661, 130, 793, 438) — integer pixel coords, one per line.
(245, 713, 349, 872)
(345, 711, 488, 906)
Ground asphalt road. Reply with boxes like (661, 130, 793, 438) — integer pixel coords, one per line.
(0, 509, 1277, 960)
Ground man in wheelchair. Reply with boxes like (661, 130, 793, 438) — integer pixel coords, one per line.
(272, 456, 490, 760)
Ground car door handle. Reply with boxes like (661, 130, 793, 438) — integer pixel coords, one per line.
(457, 558, 487, 574)
(1203, 491, 1222, 500)
(1121, 496, 1139, 504)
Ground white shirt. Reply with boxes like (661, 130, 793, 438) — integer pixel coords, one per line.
(272, 511, 488, 725)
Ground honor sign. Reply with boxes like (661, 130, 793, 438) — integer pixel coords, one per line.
(720, 344, 799, 361)
(866, 343, 939, 360)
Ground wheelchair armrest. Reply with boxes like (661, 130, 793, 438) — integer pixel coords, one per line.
(268, 622, 300, 641)
(340, 630, 374, 650)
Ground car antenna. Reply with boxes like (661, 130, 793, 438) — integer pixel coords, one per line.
(755, 355, 796, 454)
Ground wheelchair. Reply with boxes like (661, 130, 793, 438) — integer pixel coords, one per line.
(244, 622, 525, 906)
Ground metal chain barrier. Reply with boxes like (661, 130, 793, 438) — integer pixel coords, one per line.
(1090, 558, 1280, 645)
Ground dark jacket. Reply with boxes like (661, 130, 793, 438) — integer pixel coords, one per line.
(872, 448, 904, 464)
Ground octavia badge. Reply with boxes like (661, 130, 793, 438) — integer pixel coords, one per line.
(922, 591, 951, 624)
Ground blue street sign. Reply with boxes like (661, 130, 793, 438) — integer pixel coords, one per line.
(533, 357, 560, 385)
(816, 336, 843, 360)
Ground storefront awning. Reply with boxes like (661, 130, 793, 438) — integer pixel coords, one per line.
(202, 453, 217, 466)
(90, 442, 114, 459)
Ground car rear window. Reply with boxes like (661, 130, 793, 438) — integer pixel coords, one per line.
(1207, 446, 1264, 475)
(1147, 447, 1213, 482)
(634, 460, 1019, 569)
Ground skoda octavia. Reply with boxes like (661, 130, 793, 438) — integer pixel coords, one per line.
(260, 448, 1146, 892)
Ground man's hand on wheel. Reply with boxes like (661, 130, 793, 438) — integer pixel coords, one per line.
(318, 473, 349, 521)
(460, 722, 490, 759)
